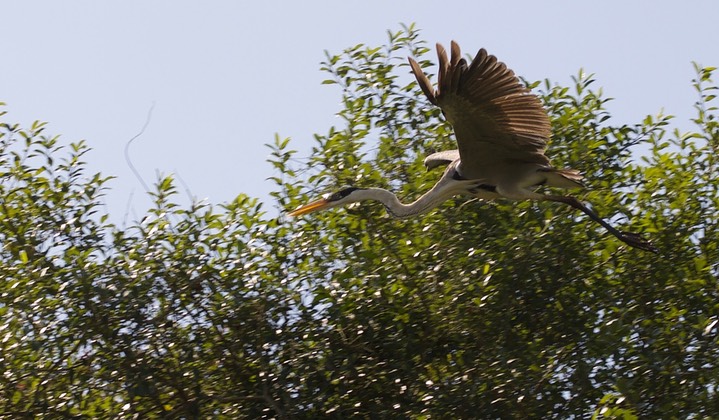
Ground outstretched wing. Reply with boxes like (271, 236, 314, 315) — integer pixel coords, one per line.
(408, 41, 551, 179)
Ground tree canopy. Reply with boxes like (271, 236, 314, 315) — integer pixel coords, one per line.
(1, 25, 718, 418)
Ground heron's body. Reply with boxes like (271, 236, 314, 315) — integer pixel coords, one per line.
(290, 41, 656, 252)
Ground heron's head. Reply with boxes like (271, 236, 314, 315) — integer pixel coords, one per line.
(288, 187, 366, 217)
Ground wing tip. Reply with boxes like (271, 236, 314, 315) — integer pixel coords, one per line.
(408, 56, 438, 105)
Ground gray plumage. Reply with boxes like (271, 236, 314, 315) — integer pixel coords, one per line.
(290, 41, 656, 252)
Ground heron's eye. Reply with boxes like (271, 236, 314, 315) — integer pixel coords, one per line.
(325, 187, 366, 202)
(337, 187, 365, 198)
(329, 188, 351, 201)
(324, 191, 346, 202)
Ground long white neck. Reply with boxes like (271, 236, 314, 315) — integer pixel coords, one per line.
(350, 181, 461, 219)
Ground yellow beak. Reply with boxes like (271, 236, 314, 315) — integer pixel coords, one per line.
(288, 198, 331, 217)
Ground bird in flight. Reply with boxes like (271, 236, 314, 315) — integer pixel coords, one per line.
(289, 41, 656, 252)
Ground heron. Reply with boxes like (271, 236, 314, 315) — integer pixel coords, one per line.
(289, 41, 656, 252)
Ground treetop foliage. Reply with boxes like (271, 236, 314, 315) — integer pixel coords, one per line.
(1, 25, 718, 418)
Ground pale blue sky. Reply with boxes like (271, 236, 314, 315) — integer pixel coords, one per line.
(2, 1, 717, 222)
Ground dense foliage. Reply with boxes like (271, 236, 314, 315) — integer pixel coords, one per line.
(1, 26, 717, 418)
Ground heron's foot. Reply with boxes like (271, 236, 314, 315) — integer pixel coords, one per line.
(618, 231, 658, 253)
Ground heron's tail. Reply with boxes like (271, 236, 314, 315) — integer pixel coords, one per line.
(541, 168, 585, 189)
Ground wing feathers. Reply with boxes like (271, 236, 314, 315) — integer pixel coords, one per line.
(436, 43, 449, 97)
(440, 43, 551, 140)
(409, 41, 553, 178)
(408, 57, 437, 105)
